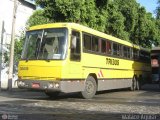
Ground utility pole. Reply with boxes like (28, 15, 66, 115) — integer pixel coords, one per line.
(8, 0, 18, 91)
(0, 21, 5, 91)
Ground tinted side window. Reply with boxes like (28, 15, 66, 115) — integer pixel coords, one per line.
(127, 48, 131, 58)
(106, 41, 112, 55)
(70, 31, 81, 61)
(133, 48, 139, 60)
(83, 34, 91, 51)
(117, 44, 122, 56)
(140, 50, 150, 62)
(123, 46, 127, 58)
(101, 39, 106, 54)
(113, 43, 118, 56)
(123, 46, 130, 58)
(92, 36, 99, 52)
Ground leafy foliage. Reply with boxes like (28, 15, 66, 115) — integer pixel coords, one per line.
(26, 9, 51, 27)
(25, 0, 160, 48)
(156, 0, 160, 19)
(14, 31, 25, 64)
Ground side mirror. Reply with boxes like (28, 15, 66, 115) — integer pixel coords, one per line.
(71, 35, 77, 49)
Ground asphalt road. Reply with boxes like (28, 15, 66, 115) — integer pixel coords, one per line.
(0, 84, 160, 120)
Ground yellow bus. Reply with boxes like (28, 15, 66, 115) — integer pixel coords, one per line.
(17, 23, 151, 99)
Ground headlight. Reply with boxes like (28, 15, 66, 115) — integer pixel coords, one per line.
(48, 82, 59, 89)
(54, 83, 59, 88)
(48, 83, 54, 88)
(18, 81, 25, 86)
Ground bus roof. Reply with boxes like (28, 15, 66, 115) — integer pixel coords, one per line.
(29, 22, 149, 52)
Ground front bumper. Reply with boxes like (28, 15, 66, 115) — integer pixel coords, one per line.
(17, 80, 60, 91)
(17, 79, 85, 93)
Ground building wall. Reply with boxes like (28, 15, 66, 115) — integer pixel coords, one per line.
(0, 0, 35, 89)
(0, 0, 35, 44)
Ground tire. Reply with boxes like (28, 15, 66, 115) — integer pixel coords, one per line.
(130, 76, 137, 91)
(136, 78, 140, 90)
(81, 76, 97, 99)
(45, 91, 60, 98)
(137, 76, 143, 90)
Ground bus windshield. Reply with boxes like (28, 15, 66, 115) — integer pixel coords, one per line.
(21, 28, 68, 60)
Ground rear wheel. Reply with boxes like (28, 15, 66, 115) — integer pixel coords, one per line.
(136, 75, 143, 90)
(136, 78, 140, 90)
(45, 91, 60, 98)
(81, 76, 97, 99)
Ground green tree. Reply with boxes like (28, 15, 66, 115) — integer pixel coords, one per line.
(4, 32, 25, 70)
(28, 0, 159, 47)
(134, 7, 160, 47)
(156, 0, 160, 19)
(154, 0, 160, 46)
(105, 0, 129, 41)
(114, 0, 138, 35)
(35, 0, 107, 31)
(14, 32, 25, 64)
(154, 19, 160, 45)
(27, 9, 51, 27)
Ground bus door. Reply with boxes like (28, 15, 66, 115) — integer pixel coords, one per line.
(69, 30, 82, 78)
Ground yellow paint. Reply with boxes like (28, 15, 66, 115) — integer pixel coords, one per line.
(18, 23, 151, 82)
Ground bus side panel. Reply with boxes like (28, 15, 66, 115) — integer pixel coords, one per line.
(97, 79, 132, 91)
(82, 53, 150, 91)
(60, 81, 85, 93)
(60, 60, 85, 92)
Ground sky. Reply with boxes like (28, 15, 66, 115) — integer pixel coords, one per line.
(137, 0, 158, 16)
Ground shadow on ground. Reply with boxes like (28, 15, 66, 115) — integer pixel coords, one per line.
(0, 83, 159, 101)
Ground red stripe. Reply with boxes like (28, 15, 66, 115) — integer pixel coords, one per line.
(98, 73, 100, 77)
(100, 70, 104, 77)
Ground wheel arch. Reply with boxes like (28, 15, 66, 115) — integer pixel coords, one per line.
(89, 73, 98, 82)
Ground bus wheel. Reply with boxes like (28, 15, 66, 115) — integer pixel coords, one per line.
(136, 76, 142, 90)
(136, 78, 140, 90)
(130, 76, 137, 91)
(45, 91, 60, 98)
(81, 76, 97, 99)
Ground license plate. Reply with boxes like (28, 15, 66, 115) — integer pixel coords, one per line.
(32, 83, 40, 88)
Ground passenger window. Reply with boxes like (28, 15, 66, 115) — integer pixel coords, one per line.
(123, 46, 128, 58)
(83, 34, 92, 51)
(113, 43, 118, 56)
(127, 48, 131, 58)
(133, 48, 139, 60)
(130, 48, 133, 59)
(106, 41, 111, 55)
(123, 46, 131, 59)
(92, 36, 99, 52)
(70, 31, 81, 61)
(101, 39, 106, 54)
(117, 44, 122, 56)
